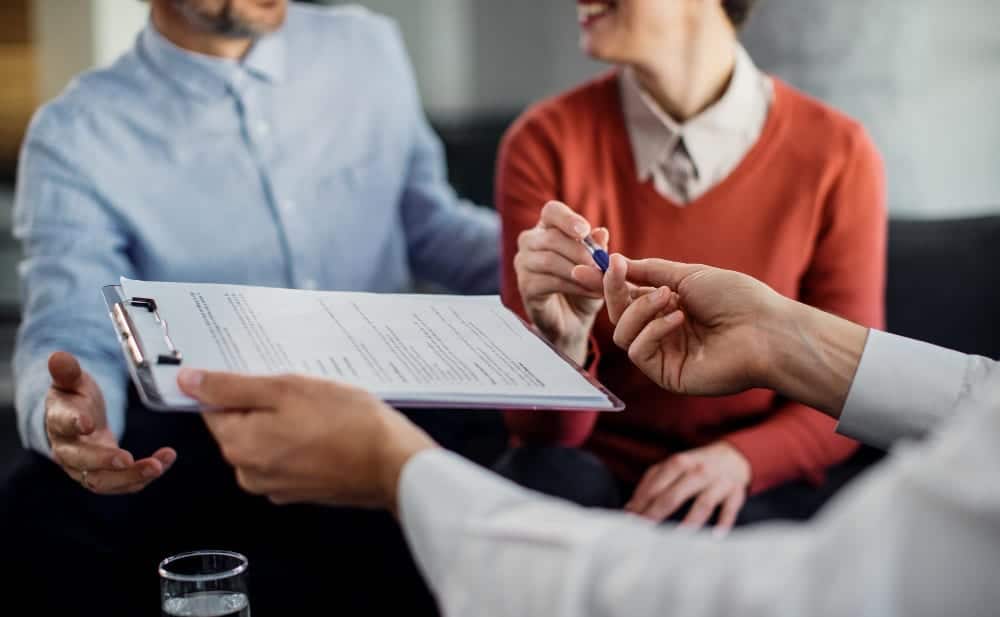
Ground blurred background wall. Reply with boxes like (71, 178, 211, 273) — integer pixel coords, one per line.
(361, 0, 1000, 218)
(0, 0, 998, 421)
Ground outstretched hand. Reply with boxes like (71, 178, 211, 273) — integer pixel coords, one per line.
(578, 255, 784, 397)
(46, 352, 175, 494)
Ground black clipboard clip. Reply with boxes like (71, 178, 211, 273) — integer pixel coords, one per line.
(104, 288, 183, 368)
(103, 285, 197, 412)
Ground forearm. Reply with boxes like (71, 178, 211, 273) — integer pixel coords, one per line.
(761, 298, 985, 448)
(405, 197, 500, 294)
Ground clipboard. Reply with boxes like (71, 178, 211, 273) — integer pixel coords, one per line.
(104, 285, 194, 411)
(104, 284, 625, 414)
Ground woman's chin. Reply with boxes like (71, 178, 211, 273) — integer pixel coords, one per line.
(579, 33, 616, 62)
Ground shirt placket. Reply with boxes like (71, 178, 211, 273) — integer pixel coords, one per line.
(233, 77, 316, 290)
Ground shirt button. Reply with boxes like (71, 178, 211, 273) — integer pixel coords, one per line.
(303, 279, 318, 290)
(256, 121, 271, 137)
(281, 199, 295, 212)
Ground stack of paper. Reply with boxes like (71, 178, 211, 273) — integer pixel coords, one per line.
(113, 278, 623, 412)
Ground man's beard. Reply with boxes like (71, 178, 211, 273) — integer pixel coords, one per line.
(172, 0, 276, 38)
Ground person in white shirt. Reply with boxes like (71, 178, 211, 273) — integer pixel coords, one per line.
(173, 254, 999, 617)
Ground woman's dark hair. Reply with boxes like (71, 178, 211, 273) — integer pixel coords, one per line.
(722, 0, 758, 28)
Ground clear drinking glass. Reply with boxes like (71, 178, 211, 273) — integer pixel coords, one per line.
(159, 550, 251, 617)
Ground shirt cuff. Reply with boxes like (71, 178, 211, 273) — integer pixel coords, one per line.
(15, 356, 56, 456)
(837, 329, 968, 449)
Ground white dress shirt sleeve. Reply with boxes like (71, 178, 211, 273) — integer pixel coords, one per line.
(837, 329, 989, 448)
(398, 337, 1000, 617)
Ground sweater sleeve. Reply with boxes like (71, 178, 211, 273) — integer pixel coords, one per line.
(725, 124, 888, 494)
(496, 111, 600, 447)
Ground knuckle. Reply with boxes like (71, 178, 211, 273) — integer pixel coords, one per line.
(235, 469, 258, 494)
(273, 377, 293, 400)
(626, 343, 642, 364)
(656, 494, 680, 513)
(250, 453, 276, 475)
(523, 280, 544, 301)
(219, 442, 244, 466)
(51, 446, 69, 467)
(690, 504, 711, 520)
(85, 475, 106, 493)
(670, 454, 693, 469)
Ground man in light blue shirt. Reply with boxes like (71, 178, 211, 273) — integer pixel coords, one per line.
(5, 0, 497, 614)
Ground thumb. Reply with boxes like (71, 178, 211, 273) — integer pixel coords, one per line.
(624, 258, 702, 290)
(604, 253, 632, 324)
(178, 369, 288, 410)
(49, 352, 84, 392)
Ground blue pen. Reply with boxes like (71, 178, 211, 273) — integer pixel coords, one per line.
(582, 234, 610, 273)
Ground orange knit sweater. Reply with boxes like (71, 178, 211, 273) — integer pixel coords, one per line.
(498, 73, 887, 494)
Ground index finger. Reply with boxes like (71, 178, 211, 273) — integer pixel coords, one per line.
(539, 201, 591, 240)
(603, 253, 632, 324)
(178, 369, 291, 409)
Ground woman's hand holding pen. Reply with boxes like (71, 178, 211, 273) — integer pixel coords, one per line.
(515, 201, 609, 364)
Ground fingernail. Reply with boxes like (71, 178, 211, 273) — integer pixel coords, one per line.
(177, 369, 204, 392)
(160, 451, 177, 466)
(141, 465, 158, 479)
(75, 417, 85, 433)
(112, 456, 127, 469)
(573, 222, 589, 237)
(712, 527, 730, 540)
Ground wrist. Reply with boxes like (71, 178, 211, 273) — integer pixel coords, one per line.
(762, 298, 869, 418)
(376, 410, 438, 515)
(753, 294, 804, 391)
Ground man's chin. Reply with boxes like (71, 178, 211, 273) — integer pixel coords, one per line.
(176, 1, 287, 38)
(213, 21, 281, 39)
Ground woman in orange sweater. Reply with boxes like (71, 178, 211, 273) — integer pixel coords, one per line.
(498, 0, 886, 532)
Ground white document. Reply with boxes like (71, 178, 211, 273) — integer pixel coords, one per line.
(115, 278, 622, 412)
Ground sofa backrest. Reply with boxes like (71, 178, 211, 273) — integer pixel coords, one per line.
(887, 216, 1000, 359)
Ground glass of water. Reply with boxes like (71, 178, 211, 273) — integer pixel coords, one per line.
(159, 550, 250, 617)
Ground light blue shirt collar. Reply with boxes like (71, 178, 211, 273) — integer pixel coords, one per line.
(139, 20, 286, 99)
